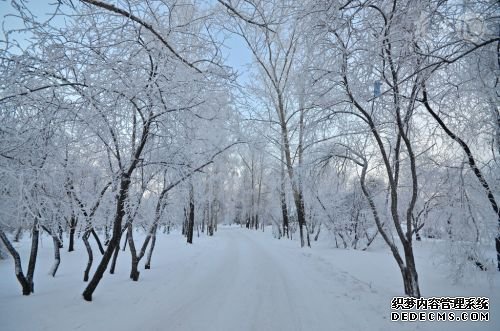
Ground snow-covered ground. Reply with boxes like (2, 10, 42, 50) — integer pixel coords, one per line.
(1, 227, 498, 331)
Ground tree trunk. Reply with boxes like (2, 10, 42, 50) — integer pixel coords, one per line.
(26, 220, 39, 293)
(104, 223, 110, 245)
(110, 228, 126, 275)
(127, 223, 140, 281)
(50, 235, 62, 277)
(306, 223, 311, 247)
(401, 247, 420, 297)
(68, 215, 77, 252)
(280, 149, 289, 239)
(80, 128, 143, 300)
(0, 229, 31, 295)
(279, 123, 307, 247)
(497, 237, 500, 272)
(109, 242, 120, 275)
(0, 242, 5, 259)
(402, 267, 420, 298)
(182, 207, 187, 236)
(39, 225, 63, 277)
(208, 211, 215, 236)
(359, 157, 421, 297)
(122, 229, 129, 252)
(82, 175, 132, 301)
(207, 201, 214, 236)
(187, 187, 195, 244)
(142, 189, 166, 270)
(13, 227, 23, 242)
(201, 206, 205, 233)
(281, 194, 289, 239)
(91, 229, 105, 255)
(58, 224, 64, 248)
(314, 223, 321, 241)
(144, 230, 156, 270)
(295, 191, 307, 247)
(83, 231, 93, 282)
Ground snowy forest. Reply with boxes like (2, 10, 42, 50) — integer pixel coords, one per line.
(0, 0, 499, 330)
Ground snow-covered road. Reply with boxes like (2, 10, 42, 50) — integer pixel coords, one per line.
(1, 227, 498, 331)
(151, 228, 381, 331)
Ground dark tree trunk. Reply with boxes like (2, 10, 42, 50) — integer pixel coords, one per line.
(338, 232, 348, 249)
(83, 231, 93, 282)
(182, 208, 187, 236)
(497, 237, 500, 272)
(83, 228, 119, 299)
(0, 229, 31, 295)
(363, 229, 379, 250)
(109, 242, 120, 275)
(206, 202, 214, 236)
(82, 175, 132, 301)
(144, 230, 156, 270)
(13, 227, 23, 242)
(91, 229, 105, 255)
(127, 224, 140, 281)
(201, 206, 206, 233)
(281, 193, 289, 239)
(110, 226, 127, 275)
(314, 223, 321, 241)
(40, 225, 63, 276)
(401, 245, 420, 297)
(50, 235, 62, 277)
(295, 191, 309, 247)
(127, 218, 160, 278)
(187, 188, 195, 244)
(142, 189, 165, 270)
(104, 223, 110, 246)
(26, 220, 39, 293)
(208, 214, 214, 236)
(68, 215, 77, 252)
(122, 229, 129, 251)
(280, 154, 289, 239)
(58, 224, 64, 247)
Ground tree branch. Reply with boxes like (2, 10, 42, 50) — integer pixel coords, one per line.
(79, 0, 202, 73)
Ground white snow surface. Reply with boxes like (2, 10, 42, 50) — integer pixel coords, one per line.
(1, 226, 499, 331)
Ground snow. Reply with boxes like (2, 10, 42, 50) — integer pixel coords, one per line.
(1, 227, 499, 331)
